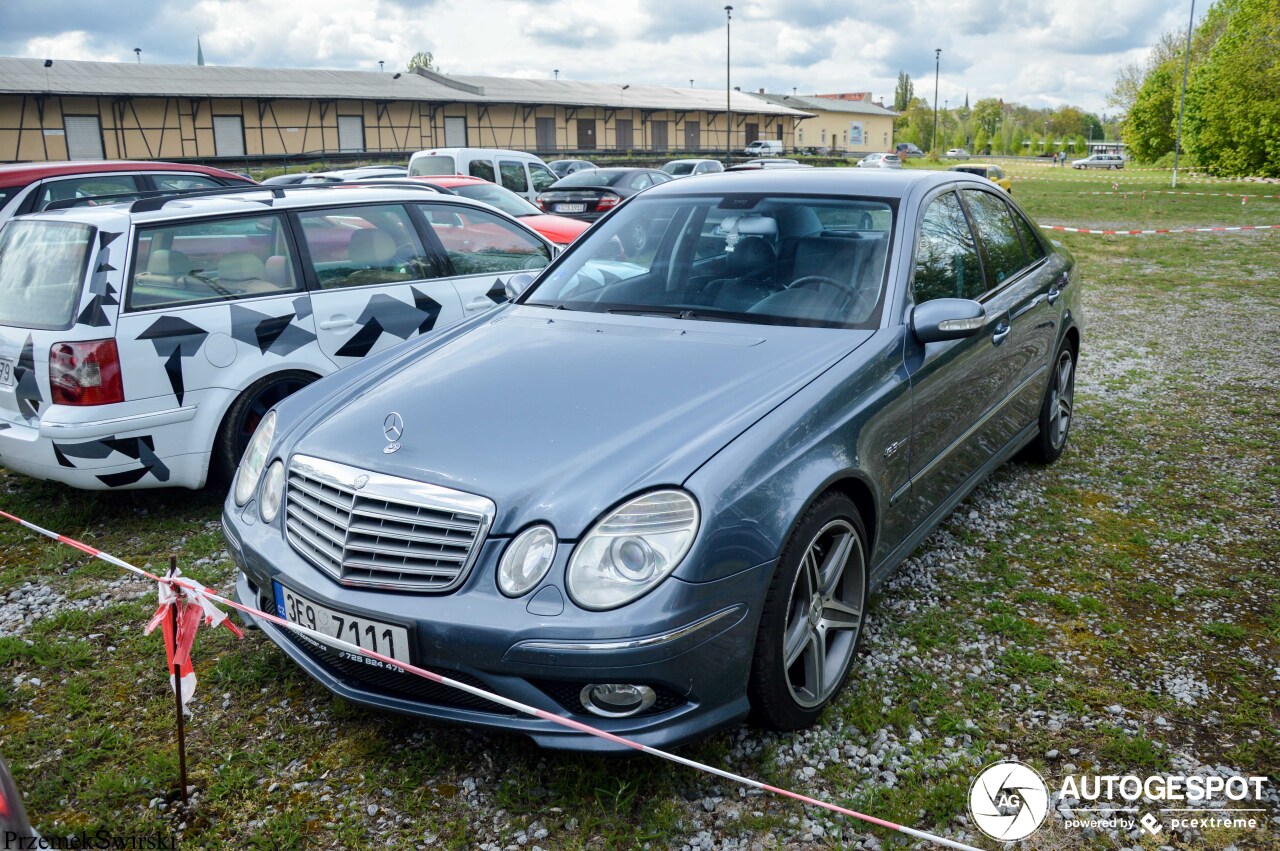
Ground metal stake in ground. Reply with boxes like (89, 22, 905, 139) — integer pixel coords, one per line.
(167, 555, 189, 806)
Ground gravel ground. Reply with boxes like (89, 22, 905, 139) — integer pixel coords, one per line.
(4, 233, 1278, 850)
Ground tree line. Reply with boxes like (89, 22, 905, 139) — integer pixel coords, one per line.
(1111, 0, 1279, 176)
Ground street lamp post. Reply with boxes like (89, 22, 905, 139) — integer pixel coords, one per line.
(1172, 0, 1196, 188)
(725, 5, 733, 164)
(932, 49, 941, 156)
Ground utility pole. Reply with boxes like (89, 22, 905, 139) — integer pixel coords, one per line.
(1172, 0, 1196, 188)
(725, 6, 733, 164)
(932, 49, 941, 156)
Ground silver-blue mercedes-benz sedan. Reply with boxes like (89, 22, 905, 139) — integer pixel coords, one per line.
(222, 169, 1081, 751)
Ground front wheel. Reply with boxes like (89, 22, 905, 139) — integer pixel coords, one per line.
(1023, 343, 1076, 464)
(749, 493, 868, 731)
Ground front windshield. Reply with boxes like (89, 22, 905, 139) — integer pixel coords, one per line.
(452, 184, 540, 217)
(664, 162, 696, 175)
(525, 194, 894, 329)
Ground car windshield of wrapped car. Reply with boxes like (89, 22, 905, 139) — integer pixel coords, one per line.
(523, 194, 894, 329)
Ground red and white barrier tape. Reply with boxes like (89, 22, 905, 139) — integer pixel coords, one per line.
(1076, 190, 1280, 200)
(1039, 223, 1280, 236)
(0, 508, 983, 851)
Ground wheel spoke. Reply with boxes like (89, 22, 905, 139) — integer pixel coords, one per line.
(820, 598, 862, 632)
(801, 548, 821, 600)
(783, 616, 810, 668)
(816, 531, 853, 594)
(802, 630, 825, 702)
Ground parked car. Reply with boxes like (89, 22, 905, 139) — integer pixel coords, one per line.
(948, 163, 1012, 193)
(1071, 154, 1125, 170)
(0, 161, 253, 226)
(547, 160, 598, 178)
(856, 152, 902, 169)
(661, 159, 725, 177)
(743, 140, 785, 156)
(223, 168, 1080, 751)
(299, 166, 410, 184)
(723, 159, 813, 171)
(0, 184, 557, 491)
(944, 148, 971, 160)
(403, 175, 590, 247)
(895, 142, 924, 158)
(408, 148, 558, 203)
(535, 168, 672, 252)
(261, 173, 318, 186)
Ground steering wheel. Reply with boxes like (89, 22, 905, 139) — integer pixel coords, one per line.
(786, 274, 859, 298)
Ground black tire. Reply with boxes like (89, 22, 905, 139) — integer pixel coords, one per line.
(210, 371, 316, 487)
(748, 492, 868, 731)
(1022, 342, 1076, 464)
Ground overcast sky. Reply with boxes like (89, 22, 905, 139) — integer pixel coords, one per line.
(2, 0, 1208, 115)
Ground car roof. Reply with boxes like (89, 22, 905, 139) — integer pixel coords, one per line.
(19, 184, 510, 228)
(0, 160, 246, 188)
(642, 167, 961, 199)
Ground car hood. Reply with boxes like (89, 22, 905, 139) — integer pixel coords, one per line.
(518, 214, 591, 245)
(289, 305, 872, 537)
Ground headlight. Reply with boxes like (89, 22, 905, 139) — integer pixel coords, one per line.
(259, 460, 285, 523)
(233, 409, 276, 505)
(566, 490, 699, 611)
(497, 525, 557, 597)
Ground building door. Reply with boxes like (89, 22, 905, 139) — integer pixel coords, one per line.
(337, 116, 365, 152)
(444, 116, 467, 147)
(535, 117, 556, 151)
(212, 116, 245, 157)
(745, 122, 759, 144)
(576, 119, 596, 150)
(615, 118, 633, 150)
(651, 120, 668, 151)
(63, 115, 104, 160)
(684, 121, 700, 150)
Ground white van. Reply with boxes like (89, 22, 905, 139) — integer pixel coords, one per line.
(407, 148, 558, 203)
(743, 140, 784, 156)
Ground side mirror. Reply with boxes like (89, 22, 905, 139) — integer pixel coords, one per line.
(911, 298, 986, 344)
(505, 273, 535, 302)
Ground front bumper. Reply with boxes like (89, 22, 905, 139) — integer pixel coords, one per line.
(224, 503, 773, 751)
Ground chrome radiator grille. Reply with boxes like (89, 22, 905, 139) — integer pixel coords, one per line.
(284, 455, 495, 592)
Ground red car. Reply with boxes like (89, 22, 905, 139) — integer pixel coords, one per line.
(0, 160, 254, 225)
(400, 175, 589, 247)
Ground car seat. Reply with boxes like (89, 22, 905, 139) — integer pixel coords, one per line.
(699, 236, 781, 311)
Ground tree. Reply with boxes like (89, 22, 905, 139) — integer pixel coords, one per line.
(407, 51, 434, 72)
(893, 71, 914, 113)
(1125, 61, 1178, 161)
(972, 98, 1003, 136)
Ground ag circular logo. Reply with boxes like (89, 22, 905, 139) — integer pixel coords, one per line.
(968, 760, 1050, 841)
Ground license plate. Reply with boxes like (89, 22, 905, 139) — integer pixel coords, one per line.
(0, 357, 14, 388)
(274, 582, 412, 664)
(556, 203, 586, 213)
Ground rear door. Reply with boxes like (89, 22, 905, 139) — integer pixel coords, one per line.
(296, 203, 463, 365)
(414, 200, 552, 316)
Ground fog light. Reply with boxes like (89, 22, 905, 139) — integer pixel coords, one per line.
(579, 683, 657, 718)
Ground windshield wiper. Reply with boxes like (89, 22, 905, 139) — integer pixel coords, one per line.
(525, 302, 576, 311)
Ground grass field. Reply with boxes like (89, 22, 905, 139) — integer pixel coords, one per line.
(1, 167, 1277, 849)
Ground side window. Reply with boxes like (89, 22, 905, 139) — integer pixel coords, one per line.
(1011, 206, 1048, 263)
(296, 204, 440, 290)
(37, 175, 143, 210)
(963, 189, 1028, 287)
(499, 161, 529, 194)
(468, 160, 496, 182)
(417, 202, 551, 276)
(630, 173, 653, 190)
(152, 174, 224, 192)
(128, 214, 300, 310)
(529, 163, 557, 193)
(912, 192, 984, 303)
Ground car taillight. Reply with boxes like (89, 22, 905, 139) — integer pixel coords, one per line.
(536, 197, 547, 210)
(596, 194, 621, 211)
(49, 339, 124, 406)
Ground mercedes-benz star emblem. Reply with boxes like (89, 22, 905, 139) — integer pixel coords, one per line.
(382, 412, 404, 454)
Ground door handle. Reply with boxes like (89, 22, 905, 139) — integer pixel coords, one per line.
(465, 296, 496, 311)
(319, 316, 354, 330)
(1047, 287, 1061, 305)
(991, 323, 1011, 346)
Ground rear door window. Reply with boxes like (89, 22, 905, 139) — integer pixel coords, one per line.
(963, 189, 1029, 287)
(296, 204, 443, 289)
(0, 220, 94, 329)
(127, 214, 301, 310)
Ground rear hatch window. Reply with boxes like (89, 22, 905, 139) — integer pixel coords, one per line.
(0, 220, 95, 330)
(408, 155, 458, 176)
